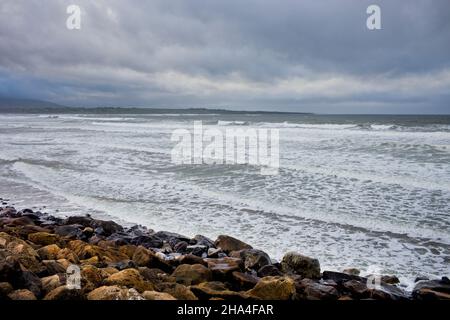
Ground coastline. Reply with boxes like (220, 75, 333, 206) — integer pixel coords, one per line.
(1, 203, 449, 300)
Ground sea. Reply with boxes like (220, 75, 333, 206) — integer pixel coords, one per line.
(0, 112, 449, 289)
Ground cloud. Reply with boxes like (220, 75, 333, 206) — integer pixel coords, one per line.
(0, 0, 449, 113)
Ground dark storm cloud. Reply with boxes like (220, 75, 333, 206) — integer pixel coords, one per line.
(0, 0, 449, 113)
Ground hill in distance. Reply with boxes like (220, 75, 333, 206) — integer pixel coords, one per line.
(0, 97, 311, 115)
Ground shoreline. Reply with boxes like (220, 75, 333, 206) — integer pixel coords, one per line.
(1, 203, 449, 300)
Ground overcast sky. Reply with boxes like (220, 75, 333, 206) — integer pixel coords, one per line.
(0, 0, 449, 113)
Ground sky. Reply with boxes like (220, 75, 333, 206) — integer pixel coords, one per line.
(0, 0, 449, 114)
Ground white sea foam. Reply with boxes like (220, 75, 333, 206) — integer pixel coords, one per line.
(1, 113, 449, 285)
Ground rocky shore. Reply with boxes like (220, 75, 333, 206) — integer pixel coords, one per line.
(0, 203, 449, 301)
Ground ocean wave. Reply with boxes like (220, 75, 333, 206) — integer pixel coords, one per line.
(217, 120, 250, 126)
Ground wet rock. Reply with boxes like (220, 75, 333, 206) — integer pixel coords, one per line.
(63, 216, 93, 228)
(412, 277, 450, 300)
(247, 276, 296, 300)
(257, 265, 283, 278)
(41, 274, 65, 294)
(172, 264, 212, 286)
(118, 244, 137, 259)
(8, 289, 37, 300)
(380, 275, 400, 285)
(56, 248, 80, 264)
(0, 282, 13, 299)
(87, 286, 144, 300)
(42, 260, 67, 276)
(370, 283, 408, 301)
(81, 265, 104, 287)
(104, 268, 152, 292)
(132, 245, 153, 267)
(131, 235, 163, 249)
(67, 240, 128, 263)
(342, 280, 370, 299)
(204, 257, 243, 279)
(173, 241, 188, 253)
(343, 268, 360, 276)
(186, 245, 208, 257)
(143, 290, 177, 300)
(178, 253, 205, 266)
(107, 261, 135, 272)
(193, 235, 215, 248)
(54, 225, 83, 239)
(154, 231, 190, 243)
(43, 285, 84, 300)
(281, 252, 320, 279)
(138, 267, 173, 284)
(157, 282, 198, 300)
(0, 207, 17, 218)
(37, 244, 61, 260)
(1, 232, 43, 273)
(214, 235, 252, 253)
(91, 220, 123, 237)
(230, 249, 271, 271)
(322, 271, 366, 284)
(231, 271, 259, 290)
(28, 232, 61, 246)
(295, 279, 339, 300)
(191, 281, 249, 300)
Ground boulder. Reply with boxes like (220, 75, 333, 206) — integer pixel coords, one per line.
(190, 281, 249, 300)
(172, 264, 212, 286)
(41, 274, 65, 294)
(342, 268, 360, 276)
(257, 265, 283, 278)
(231, 271, 259, 290)
(380, 275, 400, 285)
(81, 265, 105, 287)
(54, 225, 83, 239)
(138, 267, 173, 284)
(214, 235, 252, 253)
(1, 232, 43, 273)
(43, 285, 84, 300)
(412, 277, 450, 300)
(280, 252, 320, 279)
(247, 276, 296, 300)
(87, 286, 144, 300)
(28, 232, 61, 246)
(56, 248, 80, 264)
(91, 219, 123, 236)
(295, 279, 339, 300)
(37, 244, 61, 260)
(10, 270, 42, 297)
(142, 290, 177, 300)
(0, 282, 13, 299)
(63, 216, 93, 228)
(119, 244, 137, 259)
(322, 271, 366, 283)
(230, 249, 271, 271)
(8, 289, 37, 300)
(178, 254, 205, 266)
(130, 235, 163, 249)
(132, 245, 153, 267)
(42, 260, 67, 276)
(204, 257, 243, 279)
(104, 268, 152, 292)
(193, 235, 215, 248)
(157, 282, 198, 300)
(342, 280, 370, 299)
